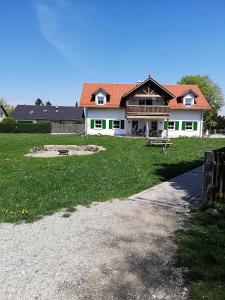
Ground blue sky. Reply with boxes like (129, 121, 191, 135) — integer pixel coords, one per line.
(1, 0, 225, 114)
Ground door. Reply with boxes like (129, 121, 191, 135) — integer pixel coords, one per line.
(151, 121, 157, 132)
(132, 120, 138, 131)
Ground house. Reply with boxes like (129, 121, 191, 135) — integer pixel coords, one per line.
(80, 75, 211, 138)
(11, 105, 84, 124)
(0, 105, 8, 121)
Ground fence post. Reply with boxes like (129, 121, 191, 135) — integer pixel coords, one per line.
(203, 151, 215, 205)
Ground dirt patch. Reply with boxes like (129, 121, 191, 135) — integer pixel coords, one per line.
(25, 145, 106, 158)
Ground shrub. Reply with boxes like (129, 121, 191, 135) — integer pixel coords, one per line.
(0, 123, 51, 133)
(1, 117, 16, 124)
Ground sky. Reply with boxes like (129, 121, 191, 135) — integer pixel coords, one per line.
(1, 0, 225, 115)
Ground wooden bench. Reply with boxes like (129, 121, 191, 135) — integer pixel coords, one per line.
(146, 137, 172, 153)
(58, 149, 69, 155)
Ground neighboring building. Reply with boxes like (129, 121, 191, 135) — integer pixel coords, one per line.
(11, 105, 84, 124)
(0, 105, 8, 121)
(80, 75, 211, 138)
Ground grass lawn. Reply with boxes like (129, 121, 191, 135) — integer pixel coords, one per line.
(175, 205, 225, 300)
(0, 134, 224, 222)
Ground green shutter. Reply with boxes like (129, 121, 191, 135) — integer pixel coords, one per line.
(164, 121, 168, 130)
(90, 119, 94, 129)
(102, 120, 106, 129)
(109, 120, 113, 129)
(182, 121, 186, 130)
(121, 120, 124, 129)
(193, 122, 198, 131)
(175, 121, 179, 130)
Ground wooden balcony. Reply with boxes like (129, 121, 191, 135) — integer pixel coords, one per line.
(126, 105, 170, 116)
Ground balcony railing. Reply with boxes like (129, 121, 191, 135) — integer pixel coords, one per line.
(126, 105, 170, 115)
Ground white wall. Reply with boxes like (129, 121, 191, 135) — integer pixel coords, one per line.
(86, 107, 204, 137)
(167, 110, 203, 138)
(86, 108, 126, 135)
(0, 107, 7, 122)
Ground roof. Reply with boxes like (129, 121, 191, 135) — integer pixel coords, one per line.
(163, 84, 211, 110)
(80, 81, 211, 110)
(11, 105, 84, 121)
(0, 105, 8, 117)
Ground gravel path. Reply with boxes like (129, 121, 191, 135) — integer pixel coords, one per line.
(0, 168, 202, 299)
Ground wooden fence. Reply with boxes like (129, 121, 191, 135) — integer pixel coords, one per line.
(203, 147, 225, 204)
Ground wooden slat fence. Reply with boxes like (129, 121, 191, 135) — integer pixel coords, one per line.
(203, 147, 225, 204)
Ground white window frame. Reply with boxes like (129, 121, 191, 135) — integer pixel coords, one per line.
(94, 120, 102, 129)
(185, 121, 193, 130)
(113, 120, 120, 129)
(168, 121, 175, 130)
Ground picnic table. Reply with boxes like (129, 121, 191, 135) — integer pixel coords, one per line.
(58, 149, 69, 155)
(146, 137, 172, 153)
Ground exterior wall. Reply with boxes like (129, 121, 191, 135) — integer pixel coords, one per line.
(85, 107, 204, 137)
(167, 110, 203, 138)
(86, 108, 126, 135)
(0, 107, 7, 122)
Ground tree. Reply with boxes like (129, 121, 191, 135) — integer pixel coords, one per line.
(0, 98, 14, 114)
(75, 101, 78, 107)
(46, 101, 52, 106)
(35, 98, 43, 106)
(1, 117, 16, 124)
(178, 75, 224, 115)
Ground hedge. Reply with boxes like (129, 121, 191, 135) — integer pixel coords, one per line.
(0, 123, 51, 133)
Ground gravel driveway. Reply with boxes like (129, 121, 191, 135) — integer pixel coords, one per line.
(0, 199, 188, 300)
(0, 166, 204, 300)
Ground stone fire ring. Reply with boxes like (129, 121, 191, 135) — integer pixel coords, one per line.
(25, 145, 106, 158)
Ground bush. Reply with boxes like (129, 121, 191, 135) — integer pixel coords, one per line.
(1, 117, 16, 124)
(0, 123, 51, 133)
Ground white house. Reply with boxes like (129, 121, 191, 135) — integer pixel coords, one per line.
(0, 105, 8, 122)
(80, 75, 211, 138)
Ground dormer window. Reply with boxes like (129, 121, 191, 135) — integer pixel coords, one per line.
(181, 90, 198, 107)
(97, 96, 104, 105)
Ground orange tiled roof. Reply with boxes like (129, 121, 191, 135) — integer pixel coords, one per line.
(80, 82, 211, 110)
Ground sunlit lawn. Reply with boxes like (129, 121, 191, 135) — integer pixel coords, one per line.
(0, 134, 224, 222)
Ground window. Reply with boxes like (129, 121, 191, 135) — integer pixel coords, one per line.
(185, 97, 193, 106)
(95, 120, 102, 129)
(185, 122, 193, 130)
(139, 99, 145, 105)
(97, 96, 104, 105)
(168, 121, 175, 130)
(146, 99, 152, 105)
(113, 120, 120, 129)
(138, 99, 153, 105)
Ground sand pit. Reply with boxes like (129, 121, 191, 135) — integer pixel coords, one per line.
(25, 145, 106, 158)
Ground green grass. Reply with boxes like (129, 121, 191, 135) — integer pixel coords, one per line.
(0, 134, 224, 222)
(175, 204, 225, 300)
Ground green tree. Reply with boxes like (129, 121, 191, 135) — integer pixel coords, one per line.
(46, 101, 52, 106)
(0, 98, 14, 114)
(178, 75, 224, 115)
